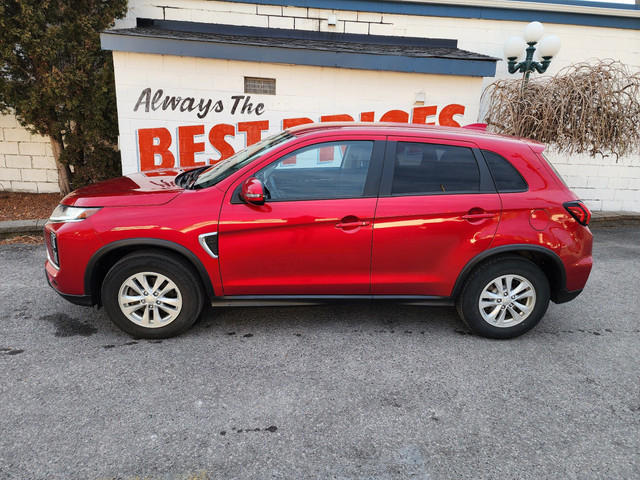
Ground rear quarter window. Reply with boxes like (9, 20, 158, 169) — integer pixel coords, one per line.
(537, 152, 569, 189)
(482, 150, 528, 192)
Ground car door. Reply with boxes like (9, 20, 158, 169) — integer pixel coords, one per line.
(218, 137, 385, 296)
(371, 137, 501, 296)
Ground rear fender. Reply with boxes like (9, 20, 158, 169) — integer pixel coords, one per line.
(452, 244, 567, 301)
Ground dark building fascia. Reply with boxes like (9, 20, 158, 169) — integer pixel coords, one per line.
(101, 19, 499, 77)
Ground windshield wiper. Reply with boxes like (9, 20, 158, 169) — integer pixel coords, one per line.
(175, 166, 210, 189)
(187, 166, 211, 189)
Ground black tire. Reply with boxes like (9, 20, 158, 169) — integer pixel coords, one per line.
(102, 251, 204, 339)
(456, 256, 550, 339)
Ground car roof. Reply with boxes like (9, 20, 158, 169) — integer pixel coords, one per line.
(287, 122, 545, 152)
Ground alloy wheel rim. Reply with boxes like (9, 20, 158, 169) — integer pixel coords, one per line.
(478, 274, 536, 328)
(117, 272, 182, 328)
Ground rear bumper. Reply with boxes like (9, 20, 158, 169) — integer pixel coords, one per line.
(552, 288, 583, 304)
(565, 254, 593, 293)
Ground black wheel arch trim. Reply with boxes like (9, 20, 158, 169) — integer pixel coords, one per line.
(84, 238, 216, 304)
(452, 244, 568, 300)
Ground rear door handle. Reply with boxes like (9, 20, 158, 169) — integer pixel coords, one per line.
(462, 213, 494, 220)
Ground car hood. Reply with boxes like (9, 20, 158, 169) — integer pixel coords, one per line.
(61, 169, 186, 207)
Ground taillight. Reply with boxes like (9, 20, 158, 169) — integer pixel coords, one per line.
(564, 201, 591, 226)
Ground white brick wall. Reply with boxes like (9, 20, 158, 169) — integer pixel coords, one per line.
(1, 1, 636, 209)
(26, 1, 615, 212)
(0, 1, 635, 211)
(0, 112, 59, 193)
(109, 0, 640, 212)
(548, 150, 640, 213)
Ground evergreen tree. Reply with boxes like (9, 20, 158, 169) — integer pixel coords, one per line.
(0, 0, 128, 194)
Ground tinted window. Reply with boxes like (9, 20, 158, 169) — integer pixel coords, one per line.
(256, 141, 373, 201)
(482, 150, 528, 192)
(391, 142, 480, 195)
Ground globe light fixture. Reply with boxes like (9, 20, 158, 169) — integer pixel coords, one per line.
(504, 22, 561, 84)
(522, 21, 544, 44)
(503, 36, 527, 60)
(537, 35, 562, 58)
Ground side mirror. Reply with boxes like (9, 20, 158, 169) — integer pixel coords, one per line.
(240, 177, 266, 206)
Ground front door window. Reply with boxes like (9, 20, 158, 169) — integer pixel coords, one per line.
(256, 141, 374, 201)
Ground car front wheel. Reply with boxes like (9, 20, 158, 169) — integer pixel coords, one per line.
(102, 251, 204, 339)
(456, 257, 550, 339)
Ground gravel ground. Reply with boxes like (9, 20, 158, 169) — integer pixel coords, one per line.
(0, 225, 638, 479)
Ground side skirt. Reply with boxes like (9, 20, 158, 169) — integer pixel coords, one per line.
(211, 295, 454, 308)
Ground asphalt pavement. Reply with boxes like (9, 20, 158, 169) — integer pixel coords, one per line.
(0, 224, 638, 479)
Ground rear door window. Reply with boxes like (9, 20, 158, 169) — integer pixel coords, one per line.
(391, 142, 481, 195)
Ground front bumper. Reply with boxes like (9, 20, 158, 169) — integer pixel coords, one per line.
(45, 267, 93, 306)
(44, 221, 103, 301)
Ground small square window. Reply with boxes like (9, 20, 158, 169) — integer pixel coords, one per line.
(244, 77, 276, 95)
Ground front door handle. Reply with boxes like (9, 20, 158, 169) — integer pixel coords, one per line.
(335, 215, 370, 230)
(335, 221, 370, 228)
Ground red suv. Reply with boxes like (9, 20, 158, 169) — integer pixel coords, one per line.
(45, 123, 592, 339)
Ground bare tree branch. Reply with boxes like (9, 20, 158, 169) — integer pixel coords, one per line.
(481, 60, 640, 159)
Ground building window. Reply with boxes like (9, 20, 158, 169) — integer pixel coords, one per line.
(244, 77, 276, 95)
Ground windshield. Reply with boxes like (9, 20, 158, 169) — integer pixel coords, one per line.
(192, 131, 294, 189)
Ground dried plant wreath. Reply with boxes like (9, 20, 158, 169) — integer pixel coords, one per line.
(481, 60, 640, 159)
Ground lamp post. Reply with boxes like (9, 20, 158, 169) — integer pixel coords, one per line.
(504, 21, 561, 85)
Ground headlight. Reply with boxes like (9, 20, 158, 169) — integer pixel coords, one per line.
(49, 205, 101, 223)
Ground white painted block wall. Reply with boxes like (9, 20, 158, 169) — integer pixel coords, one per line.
(0, 112, 59, 193)
(548, 150, 640, 213)
(3, 0, 638, 211)
(111, 0, 639, 212)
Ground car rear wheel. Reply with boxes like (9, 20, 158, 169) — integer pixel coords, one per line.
(456, 257, 550, 339)
(102, 251, 204, 339)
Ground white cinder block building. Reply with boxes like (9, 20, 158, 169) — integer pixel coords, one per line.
(2, 0, 639, 212)
(0, 113, 60, 194)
